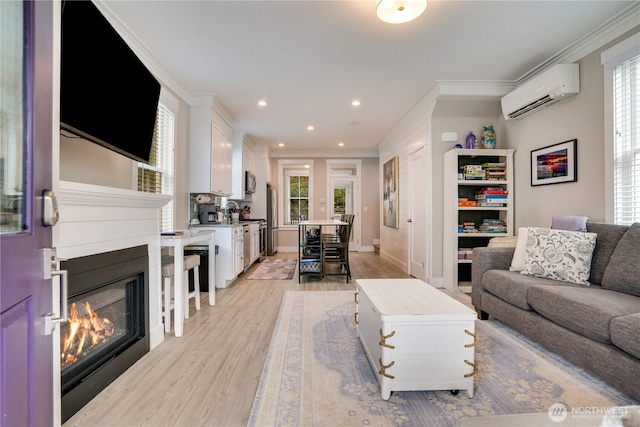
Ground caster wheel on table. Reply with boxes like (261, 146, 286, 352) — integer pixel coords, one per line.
(450, 390, 459, 396)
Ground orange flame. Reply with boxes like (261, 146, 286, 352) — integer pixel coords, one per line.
(61, 301, 115, 368)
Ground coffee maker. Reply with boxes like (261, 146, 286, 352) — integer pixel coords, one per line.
(198, 204, 219, 224)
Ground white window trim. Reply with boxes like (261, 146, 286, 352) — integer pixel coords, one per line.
(278, 159, 314, 229)
(602, 33, 640, 223)
(132, 87, 179, 231)
(325, 159, 362, 221)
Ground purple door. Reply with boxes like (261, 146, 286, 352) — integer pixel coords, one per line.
(1, 1, 54, 426)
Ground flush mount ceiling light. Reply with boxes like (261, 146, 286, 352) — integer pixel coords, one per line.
(307, 125, 315, 131)
(376, 0, 427, 24)
(257, 100, 268, 107)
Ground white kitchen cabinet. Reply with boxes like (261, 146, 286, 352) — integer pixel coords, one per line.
(203, 224, 243, 288)
(250, 223, 260, 263)
(189, 103, 233, 196)
(234, 225, 244, 276)
(443, 148, 514, 292)
(230, 132, 255, 200)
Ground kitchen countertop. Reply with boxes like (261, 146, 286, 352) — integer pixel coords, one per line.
(191, 219, 265, 228)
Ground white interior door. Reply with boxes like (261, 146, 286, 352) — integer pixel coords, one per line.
(409, 147, 428, 281)
(329, 176, 360, 251)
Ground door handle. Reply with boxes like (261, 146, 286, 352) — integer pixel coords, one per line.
(42, 189, 59, 226)
(43, 248, 68, 335)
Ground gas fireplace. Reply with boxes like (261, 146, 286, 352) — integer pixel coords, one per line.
(60, 245, 149, 423)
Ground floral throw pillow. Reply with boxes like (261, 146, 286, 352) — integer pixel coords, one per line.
(520, 227, 597, 285)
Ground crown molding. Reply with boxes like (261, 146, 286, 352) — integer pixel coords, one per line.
(518, 2, 640, 83)
(94, 1, 195, 106)
(270, 150, 378, 159)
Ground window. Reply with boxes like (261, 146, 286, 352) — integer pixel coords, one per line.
(613, 54, 640, 225)
(288, 173, 309, 223)
(138, 92, 177, 232)
(604, 34, 640, 225)
(278, 160, 314, 226)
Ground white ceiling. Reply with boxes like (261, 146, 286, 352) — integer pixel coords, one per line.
(100, 0, 636, 154)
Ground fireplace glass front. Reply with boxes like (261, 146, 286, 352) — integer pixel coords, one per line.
(60, 245, 149, 423)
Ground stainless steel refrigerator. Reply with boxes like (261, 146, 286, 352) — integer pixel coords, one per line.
(267, 183, 278, 255)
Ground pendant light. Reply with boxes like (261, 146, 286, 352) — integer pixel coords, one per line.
(376, 0, 427, 24)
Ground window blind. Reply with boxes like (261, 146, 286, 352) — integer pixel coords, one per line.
(613, 54, 640, 225)
(138, 102, 175, 231)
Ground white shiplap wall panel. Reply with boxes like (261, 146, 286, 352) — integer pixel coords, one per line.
(378, 89, 438, 275)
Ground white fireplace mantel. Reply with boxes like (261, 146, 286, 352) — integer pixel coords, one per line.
(56, 180, 171, 349)
(57, 180, 172, 209)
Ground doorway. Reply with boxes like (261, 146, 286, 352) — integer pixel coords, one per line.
(326, 160, 361, 251)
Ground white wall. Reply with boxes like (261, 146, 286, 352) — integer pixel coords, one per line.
(59, 135, 134, 187)
(376, 20, 639, 285)
(502, 26, 640, 229)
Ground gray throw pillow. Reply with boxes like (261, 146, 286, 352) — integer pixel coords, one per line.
(601, 223, 640, 297)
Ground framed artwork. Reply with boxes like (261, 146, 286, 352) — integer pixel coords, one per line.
(531, 139, 577, 186)
(383, 156, 399, 228)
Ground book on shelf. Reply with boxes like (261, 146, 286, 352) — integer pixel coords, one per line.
(477, 187, 508, 195)
(475, 195, 507, 205)
(464, 172, 486, 180)
(481, 162, 506, 168)
(477, 202, 507, 207)
(461, 165, 483, 173)
(475, 193, 507, 199)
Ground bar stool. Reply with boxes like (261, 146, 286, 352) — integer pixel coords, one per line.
(161, 254, 201, 333)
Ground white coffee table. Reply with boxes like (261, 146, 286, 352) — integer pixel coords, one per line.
(356, 278, 478, 400)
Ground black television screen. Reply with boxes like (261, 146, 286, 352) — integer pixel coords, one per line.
(60, 0, 161, 164)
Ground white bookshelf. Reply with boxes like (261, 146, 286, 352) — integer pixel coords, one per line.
(443, 148, 515, 292)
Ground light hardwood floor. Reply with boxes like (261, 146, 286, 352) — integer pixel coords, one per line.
(64, 252, 412, 427)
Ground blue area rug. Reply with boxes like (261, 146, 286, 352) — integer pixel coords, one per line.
(249, 291, 637, 426)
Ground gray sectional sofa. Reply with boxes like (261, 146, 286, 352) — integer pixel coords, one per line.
(472, 222, 640, 400)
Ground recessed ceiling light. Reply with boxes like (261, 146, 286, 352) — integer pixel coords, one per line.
(351, 100, 361, 106)
(258, 100, 268, 107)
(338, 142, 345, 146)
(307, 125, 315, 131)
(278, 143, 284, 147)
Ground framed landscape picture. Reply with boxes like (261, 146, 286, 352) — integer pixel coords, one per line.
(383, 156, 399, 228)
(531, 139, 577, 186)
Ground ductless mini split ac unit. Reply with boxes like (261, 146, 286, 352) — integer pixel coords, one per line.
(501, 63, 580, 120)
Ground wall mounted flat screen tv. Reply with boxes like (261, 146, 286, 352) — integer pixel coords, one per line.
(60, 0, 161, 164)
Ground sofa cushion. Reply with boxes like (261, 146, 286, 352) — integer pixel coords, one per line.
(509, 227, 528, 272)
(601, 223, 640, 297)
(586, 222, 629, 286)
(610, 313, 640, 360)
(527, 285, 640, 344)
(482, 269, 573, 311)
(520, 227, 597, 285)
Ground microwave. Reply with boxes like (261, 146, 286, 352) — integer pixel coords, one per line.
(245, 171, 257, 193)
